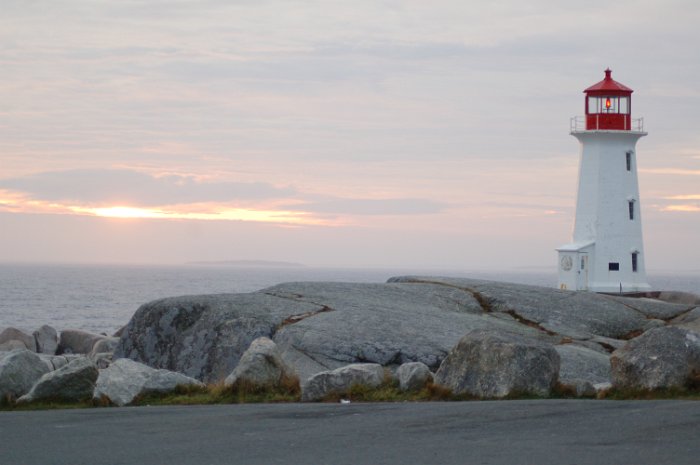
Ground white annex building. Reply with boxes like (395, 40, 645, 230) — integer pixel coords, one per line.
(557, 69, 651, 293)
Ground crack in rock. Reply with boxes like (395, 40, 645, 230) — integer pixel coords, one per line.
(503, 309, 558, 336)
(279, 306, 334, 328)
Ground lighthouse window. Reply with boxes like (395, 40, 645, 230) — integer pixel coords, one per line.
(626, 151, 632, 171)
(628, 200, 635, 220)
(619, 97, 629, 114)
(632, 253, 639, 272)
(609, 262, 620, 271)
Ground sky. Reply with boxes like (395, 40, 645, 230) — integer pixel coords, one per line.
(1, 0, 699, 271)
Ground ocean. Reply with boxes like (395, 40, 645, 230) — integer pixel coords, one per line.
(1, 263, 698, 335)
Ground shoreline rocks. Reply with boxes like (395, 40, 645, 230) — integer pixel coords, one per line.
(3, 277, 700, 405)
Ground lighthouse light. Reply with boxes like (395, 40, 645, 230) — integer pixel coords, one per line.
(605, 97, 612, 110)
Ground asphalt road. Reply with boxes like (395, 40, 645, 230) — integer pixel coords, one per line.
(1, 400, 699, 465)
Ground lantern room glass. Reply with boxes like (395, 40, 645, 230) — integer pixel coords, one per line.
(587, 96, 630, 115)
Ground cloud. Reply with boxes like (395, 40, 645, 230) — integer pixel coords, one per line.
(286, 198, 447, 216)
(0, 169, 296, 206)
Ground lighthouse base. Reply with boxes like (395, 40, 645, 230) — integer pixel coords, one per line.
(556, 242, 650, 293)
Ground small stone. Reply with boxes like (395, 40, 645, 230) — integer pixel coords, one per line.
(224, 337, 294, 388)
(396, 362, 433, 391)
(301, 363, 385, 402)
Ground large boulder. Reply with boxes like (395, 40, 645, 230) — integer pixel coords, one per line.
(396, 362, 433, 391)
(93, 358, 204, 406)
(434, 329, 560, 398)
(611, 327, 700, 390)
(0, 349, 50, 402)
(33, 325, 59, 355)
(18, 357, 98, 403)
(301, 363, 385, 402)
(57, 329, 105, 355)
(224, 337, 294, 388)
(0, 328, 36, 352)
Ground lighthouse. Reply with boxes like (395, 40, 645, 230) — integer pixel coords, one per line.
(557, 69, 651, 293)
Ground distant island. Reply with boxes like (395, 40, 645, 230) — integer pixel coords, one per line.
(185, 260, 305, 268)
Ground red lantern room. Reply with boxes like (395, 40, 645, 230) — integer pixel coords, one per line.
(584, 69, 633, 130)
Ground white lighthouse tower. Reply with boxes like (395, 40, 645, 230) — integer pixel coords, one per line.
(557, 69, 651, 293)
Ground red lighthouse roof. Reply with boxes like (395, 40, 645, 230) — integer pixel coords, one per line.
(584, 69, 633, 94)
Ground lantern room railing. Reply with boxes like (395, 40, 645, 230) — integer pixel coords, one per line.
(570, 116, 644, 132)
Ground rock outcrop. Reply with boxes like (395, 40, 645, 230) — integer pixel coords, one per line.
(18, 357, 98, 403)
(0, 349, 50, 401)
(224, 337, 294, 388)
(110, 275, 699, 396)
(301, 363, 385, 401)
(611, 327, 700, 390)
(93, 358, 203, 406)
(434, 329, 560, 398)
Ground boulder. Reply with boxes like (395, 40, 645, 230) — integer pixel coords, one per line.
(93, 358, 204, 406)
(33, 325, 58, 355)
(18, 357, 98, 403)
(57, 329, 105, 355)
(0, 327, 36, 352)
(555, 344, 611, 386)
(224, 337, 294, 388)
(434, 329, 560, 398)
(89, 337, 119, 358)
(0, 349, 50, 402)
(611, 327, 700, 390)
(396, 362, 433, 391)
(301, 363, 385, 402)
(0, 340, 28, 352)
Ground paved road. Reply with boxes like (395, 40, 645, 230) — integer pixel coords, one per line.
(1, 400, 699, 465)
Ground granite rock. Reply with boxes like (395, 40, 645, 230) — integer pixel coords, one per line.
(58, 329, 105, 355)
(434, 329, 560, 398)
(396, 362, 433, 391)
(611, 327, 700, 390)
(0, 349, 50, 401)
(93, 358, 204, 406)
(0, 328, 36, 352)
(18, 357, 98, 403)
(301, 363, 385, 402)
(555, 344, 611, 386)
(224, 337, 294, 388)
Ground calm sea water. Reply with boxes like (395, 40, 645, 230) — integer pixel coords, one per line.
(0, 263, 698, 335)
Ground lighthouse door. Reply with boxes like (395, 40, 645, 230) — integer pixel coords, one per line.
(577, 253, 589, 290)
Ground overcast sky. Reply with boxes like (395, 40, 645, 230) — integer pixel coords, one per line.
(1, 0, 699, 271)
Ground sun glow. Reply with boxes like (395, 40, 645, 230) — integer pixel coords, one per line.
(0, 190, 334, 226)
